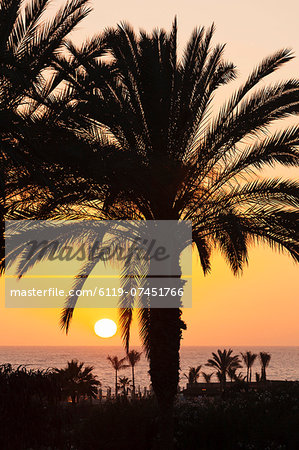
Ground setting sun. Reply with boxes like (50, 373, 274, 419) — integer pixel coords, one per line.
(94, 319, 117, 338)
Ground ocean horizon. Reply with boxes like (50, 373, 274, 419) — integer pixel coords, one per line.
(1, 345, 298, 389)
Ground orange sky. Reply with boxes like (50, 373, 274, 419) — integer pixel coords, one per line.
(1, 245, 298, 346)
(0, 0, 298, 346)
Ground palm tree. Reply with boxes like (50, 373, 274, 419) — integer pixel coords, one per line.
(201, 371, 213, 384)
(118, 376, 131, 397)
(4, 20, 299, 449)
(55, 359, 100, 404)
(206, 349, 242, 391)
(184, 365, 202, 385)
(259, 352, 271, 382)
(215, 371, 222, 383)
(255, 372, 260, 382)
(0, 0, 90, 265)
(107, 355, 128, 397)
(227, 367, 237, 383)
(126, 349, 142, 397)
(241, 351, 257, 382)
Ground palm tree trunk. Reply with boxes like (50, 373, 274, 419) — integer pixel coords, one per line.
(222, 372, 226, 393)
(148, 307, 183, 450)
(146, 238, 186, 448)
(261, 366, 266, 382)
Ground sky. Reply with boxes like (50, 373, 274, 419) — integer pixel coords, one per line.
(0, 0, 298, 347)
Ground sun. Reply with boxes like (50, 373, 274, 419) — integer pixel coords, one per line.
(94, 319, 117, 338)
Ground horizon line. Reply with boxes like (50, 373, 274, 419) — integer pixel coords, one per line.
(0, 344, 298, 348)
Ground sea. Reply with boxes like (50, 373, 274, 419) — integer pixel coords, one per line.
(0, 346, 298, 390)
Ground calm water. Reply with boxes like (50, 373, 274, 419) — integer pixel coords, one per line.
(0, 346, 298, 389)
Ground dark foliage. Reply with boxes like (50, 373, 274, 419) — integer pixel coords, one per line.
(1, 366, 298, 450)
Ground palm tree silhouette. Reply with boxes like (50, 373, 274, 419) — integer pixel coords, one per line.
(227, 366, 237, 383)
(184, 366, 202, 385)
(118, 376, 131, 397)
(206, 349, 241, 391)
(0, 0, 90, 267)
(107, 355, 128, 397)
(201, 371, 213, 384)
(126, 349, 142, 397)
(55, 359, 100, 404)
(3, 19, 299, 449)
(259, 352, 271, 382)
(241, 351, 258, 382)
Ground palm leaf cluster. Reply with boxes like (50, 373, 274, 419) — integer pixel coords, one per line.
(184, 365, 202, 384)
(206, 349, 241, 388)
(241, 350, 258, 382)
(0, 0, 91, 263)
(55, 358, 100, 403)
(38, 21, 299, 271)
(0, 0, 91, 178)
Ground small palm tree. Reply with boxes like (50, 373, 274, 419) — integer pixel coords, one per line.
(184, 365, 202, 385)
(201, 372, 213, 383)
(227, 366, 237, 382)
(107, 355, 128, 397)
(118, 376, 131, 397)
(55, 359, 100, 404)
(206, 349, 241, 391)
(255, 372, 260, 382)
(241, 351, 258, 382)
(235, 372, 246, 382)
(126, 349, 142, 397)
(259, 352, 271, 381)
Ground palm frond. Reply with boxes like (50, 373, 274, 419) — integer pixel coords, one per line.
(60, 259, 99, 333)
